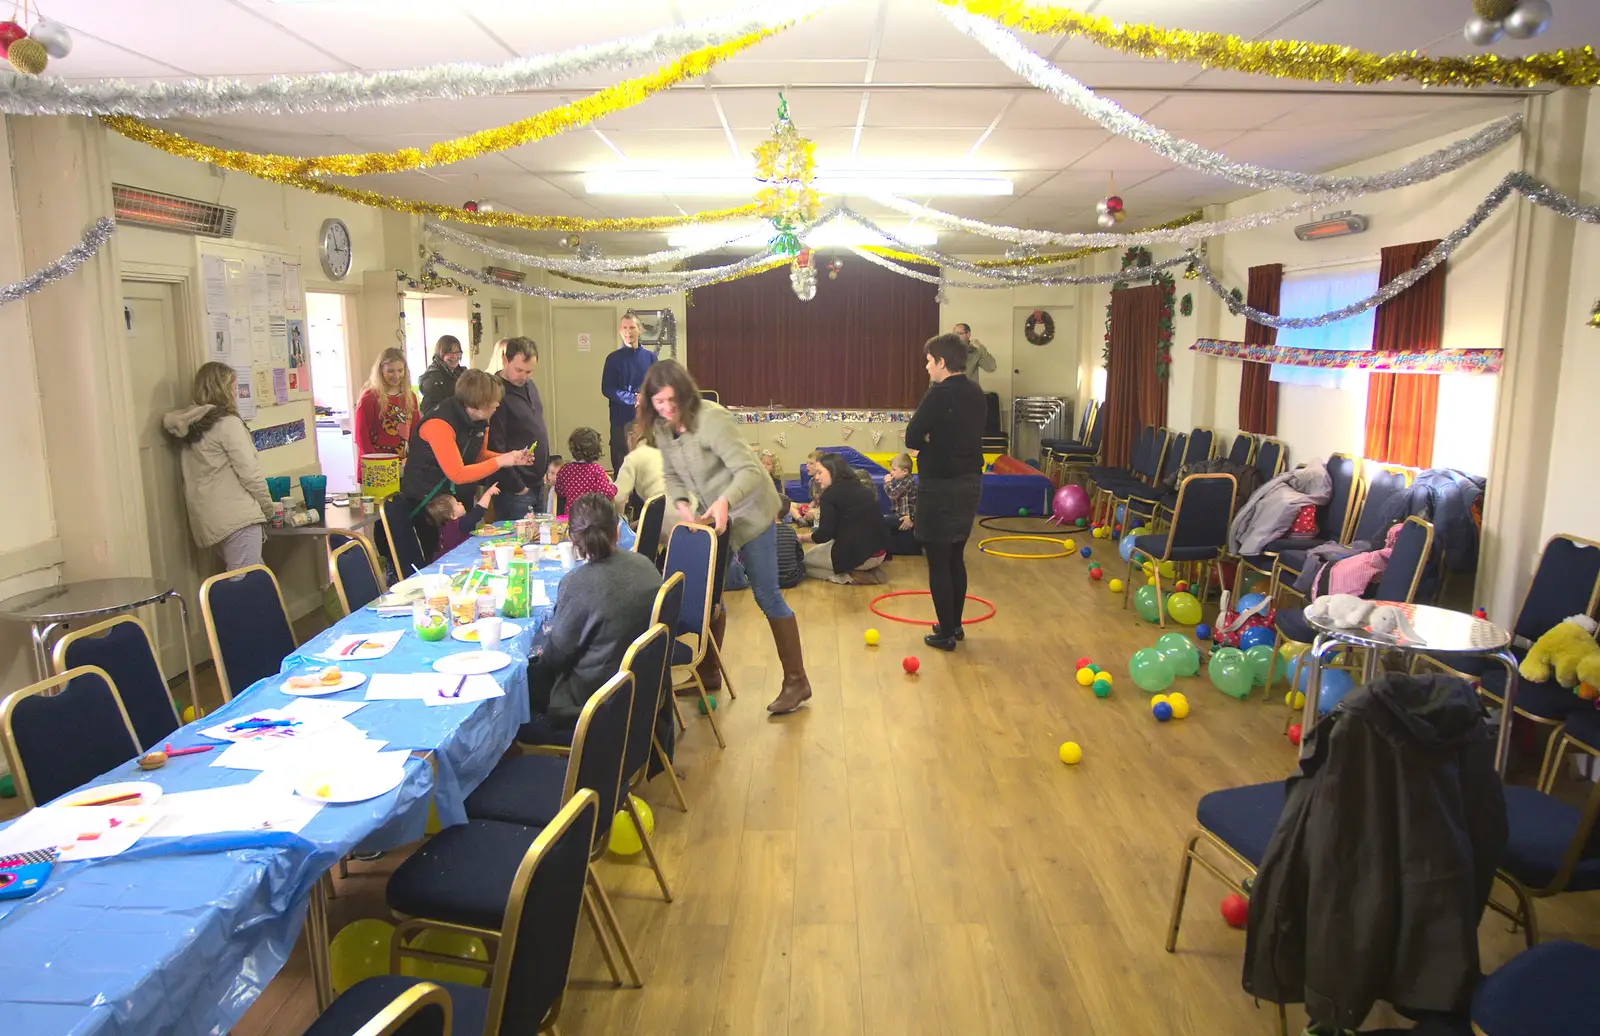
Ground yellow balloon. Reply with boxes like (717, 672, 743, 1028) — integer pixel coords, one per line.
(400, 929, 490, 987)
(609, 810, 644, 856)
(425, 801, 442, 835)
(1076, 666, 1096, 686)
(1058, 741, 1083, 765)
(1167, 592, 1202, 626)
(181, 705, 197, 724)
(1280, 641, 1308, 660)
(330, 918, 394, 993)
(629, 794, 655, 837)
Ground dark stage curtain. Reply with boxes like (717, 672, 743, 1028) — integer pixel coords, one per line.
(1365, 241, 1445, 468)
(684, 258, 940, 408)
(1104, 284, 1166, 468)
(1239, 263, 1283, 436)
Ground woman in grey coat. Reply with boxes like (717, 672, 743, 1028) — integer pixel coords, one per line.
(638, 360, 812, 714)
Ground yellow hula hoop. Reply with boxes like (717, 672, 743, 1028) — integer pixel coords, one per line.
(977, 535, 1073, 559)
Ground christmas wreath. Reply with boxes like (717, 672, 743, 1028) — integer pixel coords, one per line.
(1024, 309, 1055, 346)
(1103, 246, 1176, 380)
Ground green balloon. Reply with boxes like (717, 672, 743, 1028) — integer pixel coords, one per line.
(1156, 633, 1193, 653)
(1208, 647, 1252, 699)
(1129, 647, 1175, 693)
(1244, 644, 1277, 688)
(1155, 632, 1200, 676)
(1134, 584, 1162, 623)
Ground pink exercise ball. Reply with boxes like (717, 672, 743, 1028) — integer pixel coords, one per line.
(1053, 484, 1091, 523)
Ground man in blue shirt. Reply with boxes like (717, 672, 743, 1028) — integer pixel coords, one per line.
(600, 312, 656, 472)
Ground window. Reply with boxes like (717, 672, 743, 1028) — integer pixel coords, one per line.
(1269, 262, 1380, 389)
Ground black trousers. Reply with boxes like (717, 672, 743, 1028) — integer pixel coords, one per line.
(984, 392, 1001, 435)
(923, 537, 969, 635)
(610, 423, 630, 474)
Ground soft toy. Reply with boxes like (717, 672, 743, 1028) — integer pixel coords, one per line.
(1306, 594, 1375, 629)
(1519, 614, 1600, 689)
(1369, 605, 1421, 643)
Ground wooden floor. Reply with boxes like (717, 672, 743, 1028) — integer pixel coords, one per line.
(222, 531, 1600, 1036)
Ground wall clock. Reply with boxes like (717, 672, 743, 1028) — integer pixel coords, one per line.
(318, 218, 352, 280)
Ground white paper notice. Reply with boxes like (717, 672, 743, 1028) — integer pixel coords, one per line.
(233, 365, 256, 420)
(577, 332, 591, 353)
(265, 256, 285, 312)
(283, 264, 303, 314)
(207, 312, 231, 362)
(229, 315, 252, 365)
(246, 260, 269, 314)
(202, 254, 230, 314)
(269, 317, 289, 365)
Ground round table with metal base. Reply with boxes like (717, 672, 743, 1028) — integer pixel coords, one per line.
(0, 577, 201, 718)
(1297, 601, 1518, 774)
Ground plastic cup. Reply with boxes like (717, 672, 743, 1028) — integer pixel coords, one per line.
(494, 544, 514, 572)
(476, 617, 503, 652)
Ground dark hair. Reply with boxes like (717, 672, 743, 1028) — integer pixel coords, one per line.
(547, 454, 564, 467)
(423, 494, 457, 526)
(433, 335, 462, 360)
(925, 333, 966, 373)
(568, 492, 618, 561)
(503, 336, 538, 362)
(817, 453, 858, 490)
(953, 323, 971, 335)
(636, 359, 703, 446)
(568, 426, 603, 463)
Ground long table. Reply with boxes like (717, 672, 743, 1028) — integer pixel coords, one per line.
(0, 534, 572, 1036)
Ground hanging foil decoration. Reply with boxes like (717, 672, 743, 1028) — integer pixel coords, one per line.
(871, 429, 885, 447)
(0, 217, 114, 306)
(429, 250, 779, 302)
(790, 261, 818, 301)
(756, 92, 819, 254)
(1004, 244, 1037, 261)
(576, 241, 605, 262)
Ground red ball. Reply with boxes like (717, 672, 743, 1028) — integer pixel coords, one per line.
(463, 200, 479, 213)
(902, 655, 920, 674)
(1287, 723, 1303, 746)
(1175, 581, 1188, 592)
(1220, 893, 1249, 929)
(0, 21, 23, 56)
(1113, 525, 1122, 535)
(1090, 568, 1104, 581)
(1075, 656, 1092, 669)
(1105, 195, 1124, 214)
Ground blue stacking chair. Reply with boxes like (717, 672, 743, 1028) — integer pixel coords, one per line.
(1471, 940, 1600, 1033)
(1422, 534, 1600, 743)
(1127, 474, 1236, 625)
(381, 495, 430, 580)
(1153, 428, 1218, 528)
(1349, 462, 1415, 546)
(1086, 424, 1154, 497)
(1121, 431, 1187, 528)
(404, 672, 641, 988)
(303, 983, 450, 1036)
(1164, 781, 1288, 952)
(0, 666, 138, 808)
(1090, 426, 1165, 527)
(648, 574, 690, 812)
(634, 494, 666, 567)
(1273, 517, 1434, 712)
(1492, 777, 1600, 948)
(663, 522, 729, 748)
(199, 565, 297, 702)
(307, 792, 599, 1036)
(1268, 454, 1362, 591)
(53, 615, 180, 752)
(615, 624, 672, 902)
(1041, 398, 1095, 458)
(1254, 438, 1288, 482)
(331, 538, 383, 616)
(1225, 433, 1257, 468)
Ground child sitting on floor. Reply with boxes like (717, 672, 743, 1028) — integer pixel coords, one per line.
(554, 427, 617, 504)
(543, 455, 564, 515)
(883, 452, 921, 556)
(425, 483, 500, 561)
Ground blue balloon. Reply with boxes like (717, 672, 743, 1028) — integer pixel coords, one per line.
(1195, 623, 1212, 641)
(1079, 546, 1093, 558)
(1115, 503, 1127, 523)
(1120, 534, 1139, 562)
(1238, 626, 1275, 652)
(1237, 592, 1269, 614)
(1317, 669, 1355, 714)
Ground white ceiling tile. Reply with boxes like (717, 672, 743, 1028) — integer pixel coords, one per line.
(50, 0, 351, 75)
(1138, 91, 1306, 131)
(236, 0, 512, 67)
(712, 58, 872, 85)
(977, 128, 1110, 169)
(716, 89, 866, 129)
(594, 128, 747, 163)
(870, 59, 1028, 87)
(594, 91, 725, 132)
(851, 128, 993, 164)
(1070, 131, 1244, 172)
(1001, 89, 1165, 129)
(876, 0, 1007, 62)
(863, 90, 1010, 129)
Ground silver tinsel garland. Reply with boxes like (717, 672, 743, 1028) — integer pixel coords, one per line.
(427, 250, 779, 302)
(942, 6, 1522, 198)
(0, 2, 816, 117)
(425, 220, 754, 278)
(1192, 171, 1600, 328)
(0, 218, 115, 306)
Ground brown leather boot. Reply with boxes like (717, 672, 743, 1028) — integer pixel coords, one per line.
(766, 615, 812, 714)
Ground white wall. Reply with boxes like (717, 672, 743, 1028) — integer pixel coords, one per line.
(940, 277, 1080, 443)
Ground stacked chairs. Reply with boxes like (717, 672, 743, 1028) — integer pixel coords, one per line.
(1125, 474, 1236, 627)
(1047, 402, 1105, 486)
(1085, 425, 1164, 526)
(0, 666, 139, 807)
(199, 565, 298, 702)
(1042, 399, 1098, 480)
(53, 616, 181, 751)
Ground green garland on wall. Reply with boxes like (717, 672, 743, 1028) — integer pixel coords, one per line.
(1102, 246, 1176, 380)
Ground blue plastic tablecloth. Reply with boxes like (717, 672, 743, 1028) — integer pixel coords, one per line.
(0, 535, 573, 1036)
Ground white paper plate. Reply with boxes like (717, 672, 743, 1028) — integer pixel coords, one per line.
(388, 574, 431, 596)
(294, 763, 407, 804)
(56, 781, 164, 809)
(281, 670, 368, 696)
(451, 621, 521, 644)
(432, 650, 513, 676)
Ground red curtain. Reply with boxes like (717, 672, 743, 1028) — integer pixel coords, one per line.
(1238, 263, 1282, 435)
(1364, 241, 1445, 467)
(1104, 285, 1166, 468)
(684, 257, 939, 408)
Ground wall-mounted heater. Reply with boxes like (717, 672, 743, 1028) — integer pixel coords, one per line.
(1294, 211, 1368, 242)
(113, 184, 237, 237)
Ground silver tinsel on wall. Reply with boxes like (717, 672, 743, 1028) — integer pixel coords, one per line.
(941, 5, 1522, 197)
(0, 218, 115, 306)
(425, 220, 752, 278)
(427, 250, 778, 302)
(0, 2, 814, 116)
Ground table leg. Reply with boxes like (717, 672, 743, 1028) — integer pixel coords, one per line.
(166, 592, 201, 721)
(1491, 649, 1519, 777)
(28, 622, 50, 681)
(306, 873, 334, 1010)
(1298, 634, 1328, 750)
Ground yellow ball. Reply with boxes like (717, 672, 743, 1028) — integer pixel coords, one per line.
(1151, 694, 1169, 707)
(1285, 691, 1306, 710)
(1109, 579, 1124, 592)
(865, 628, 880, 646)
(1063, 538, 1075, 551)
(1096, 671, 1112, 686)
(1168, 693, 1190, 719)
(181, 705, 197, 724)
(1058, 741, 1083, 765)
(1076, 666, 1095, 686)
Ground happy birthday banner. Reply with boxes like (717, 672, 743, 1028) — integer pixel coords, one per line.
(1191, 338, 1503, 375)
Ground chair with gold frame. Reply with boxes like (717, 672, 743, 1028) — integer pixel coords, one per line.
(331, 536, 385, 616)
(52, 615, 181, 751)
(199, 564, 297, 702)
(308, 793, 599, 1036)
(615, 623, 673, 902)
(380, 494, 429, 581)
(634, 494, 667, 565)
(1124, 473, 1236, 628)
(1491, 773, 1600, 948)
(663, 522, 729, 748)
(396, 673, 643, 989)
(304, 981, 451, 1036)
(647, 573, 691, 812)
(0, 665, 138, 808)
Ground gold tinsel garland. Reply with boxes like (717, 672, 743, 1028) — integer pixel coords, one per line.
(939, 0, 1600, 89)
(102, 27, 785, 179)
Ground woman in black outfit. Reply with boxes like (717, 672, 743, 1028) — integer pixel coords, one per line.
(800, 453, 891, 584)
(906, 333, 987, 650)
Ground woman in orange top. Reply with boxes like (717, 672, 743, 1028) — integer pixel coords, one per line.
(353, 347, 419, 480)
(399, 368, 534, 557)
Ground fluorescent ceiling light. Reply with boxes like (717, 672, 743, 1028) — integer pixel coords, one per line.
(665, 222, 938, 249)
(587, 171, 1012, 197)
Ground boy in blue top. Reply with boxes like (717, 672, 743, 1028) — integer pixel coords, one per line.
(600, 312, 657, 473)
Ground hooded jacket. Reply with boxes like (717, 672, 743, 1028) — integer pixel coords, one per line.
(162, 405, 274, 548)
(417, 357, 462, 417)
(1243, 673, 1507, 1028)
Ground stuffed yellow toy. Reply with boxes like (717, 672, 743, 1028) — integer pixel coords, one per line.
(1519, 614, 1600, 689)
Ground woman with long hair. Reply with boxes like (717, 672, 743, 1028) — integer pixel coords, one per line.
(800, 453, 890, 584)
(162, 361, 274, 570)
(353, 346, 419, 479)
(638, 360, 813, 714)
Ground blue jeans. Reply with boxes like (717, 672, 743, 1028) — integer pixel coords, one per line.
(499, 488, 538, 520)
(738, 523, 793, 620)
